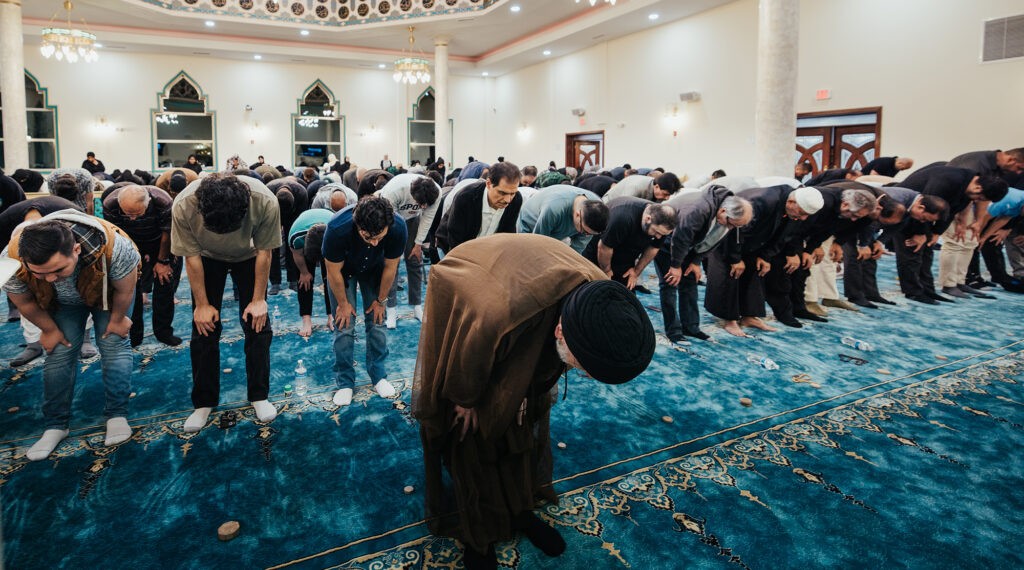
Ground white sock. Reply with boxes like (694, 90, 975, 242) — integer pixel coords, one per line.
(104, 417, 133, 446)
(374, 379, 396, 398)
(184, 407, 212, 433)
(252, 400, 277, 423)
(26, 429, 69, 461)
(80, 341, 98, 359)
(413, 304, 424, 322)
(333, 388, 353, 407)
(385, 308, 397, 329)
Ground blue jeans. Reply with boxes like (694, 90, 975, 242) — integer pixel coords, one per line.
(43, 303, 134, 430)
(327, 272, 389, 390)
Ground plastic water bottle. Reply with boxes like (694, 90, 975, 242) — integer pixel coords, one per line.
(294, 359, 308, 398)
(840, 336, 873, 351)
(747, 354, 779, 370)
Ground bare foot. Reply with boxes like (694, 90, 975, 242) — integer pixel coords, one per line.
(722, 320, 750, 337)
(741, 316, 777, 332)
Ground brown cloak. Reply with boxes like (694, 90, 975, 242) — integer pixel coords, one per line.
(413, 233, 607, 552)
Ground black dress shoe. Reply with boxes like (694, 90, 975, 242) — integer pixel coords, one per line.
(683, 330, 711, 341)
(462, 544, 497, 570)
(515, 512, 566, 557)
(849, 298, 878, 309)
(633, 284, 653, 295)
(793, 310, 828, 322)
(866, 296, 896, 305)
(925, 291, 954, 303)
(908, 294, 938, 305)
(155, 333, 183, 347)
(778, 317, 803, 328)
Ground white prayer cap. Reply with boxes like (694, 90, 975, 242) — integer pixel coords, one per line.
(792, 187, 824, 215)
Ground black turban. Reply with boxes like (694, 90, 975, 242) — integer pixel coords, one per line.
(560, 280, 655, 384)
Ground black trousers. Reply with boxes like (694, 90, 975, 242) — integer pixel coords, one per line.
(270, 226, 300, 286)
(704, 249, 766, 320)
(297, 256, 330, 317)
(764, 252, 808, 321)
(841, 243, 881, 301)
(892, 231, 934, 297)
(654, 251, 700, 339)
(189, 256, 272, 408)
(130, 256, 182, 344)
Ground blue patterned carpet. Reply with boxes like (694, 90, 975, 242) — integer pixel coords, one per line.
(1, 255, 1022, 569)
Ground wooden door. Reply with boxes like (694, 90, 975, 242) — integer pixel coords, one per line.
(565, 131, 604, 171)
(833, 124, 877, 172)
(795, 127, 831, 174)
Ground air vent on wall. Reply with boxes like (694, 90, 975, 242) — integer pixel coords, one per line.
(982, 14, 1024, 62)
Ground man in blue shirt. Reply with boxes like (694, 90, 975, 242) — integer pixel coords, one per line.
(322, 197, 408, 406)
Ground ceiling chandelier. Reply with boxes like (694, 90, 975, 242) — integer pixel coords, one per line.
(576, 0, 616, 5)
(393, 26, 431, 85)
(40, 1, 99, 63)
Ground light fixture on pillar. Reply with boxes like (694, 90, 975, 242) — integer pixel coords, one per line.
(40, 1, 99, 63)
(575, 0, 616, 6)
(392, 26, 431, 85)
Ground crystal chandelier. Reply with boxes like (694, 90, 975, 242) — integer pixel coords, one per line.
(392, 26, 431, 85)
(576, 0, 616, 5)
(40, 1, 99, 63)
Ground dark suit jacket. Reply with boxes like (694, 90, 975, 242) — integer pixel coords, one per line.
(435, 181, 522, 253)
(723, 185, 796, 263)
(900, 166, 974, 235)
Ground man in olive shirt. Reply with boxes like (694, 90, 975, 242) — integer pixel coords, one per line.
(171, 173, 283, 432)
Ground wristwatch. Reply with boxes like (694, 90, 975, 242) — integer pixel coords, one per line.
(156, 258, 172, 265)
(376, 297, 388, 305)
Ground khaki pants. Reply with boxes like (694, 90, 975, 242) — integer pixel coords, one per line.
(806, 237, 840, 302)
(937, 206, 978, 288)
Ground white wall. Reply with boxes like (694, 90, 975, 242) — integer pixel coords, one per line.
(18, 0, 1024, 179)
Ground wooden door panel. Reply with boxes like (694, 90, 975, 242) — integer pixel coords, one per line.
(796, 127, 831, 174)
(565, 131, 604, 171)
(834, 125, 877, 172)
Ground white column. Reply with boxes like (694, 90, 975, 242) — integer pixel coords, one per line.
(433, 37, 450, 169)
(0, 0, 29, 171)
(754, 0, 799, 178)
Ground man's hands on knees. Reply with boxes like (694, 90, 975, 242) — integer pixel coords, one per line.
(452, 405, 478, 441)
(103, 315, 133, 339)
(243, 299, 268, 332)
(193, 304, 220, 336)
(334, 302, 356, 329)
(40, 328, 71, 353)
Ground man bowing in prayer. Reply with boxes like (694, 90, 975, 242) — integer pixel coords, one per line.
(413, 233, 656, 570)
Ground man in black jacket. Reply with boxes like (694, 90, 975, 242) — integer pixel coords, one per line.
(582, 197, 676, 290)
(655, 186, 752, 342)
(435, 162, 523, 254)
(861, 156, 914, 178)
(896, 167, 1008, 303)
(706, 185, 821, 335)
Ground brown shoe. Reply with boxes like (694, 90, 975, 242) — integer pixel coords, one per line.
(822, 298, 860, 312)
(805, 301, 829, 317)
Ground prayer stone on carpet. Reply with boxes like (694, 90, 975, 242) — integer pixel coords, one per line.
(403, 486, 415, 495)
(218, 521, 240, 541)
(8, 406, 19, 413)
(739, 397, 753, 407)
(877, 368, 892, 375)
(556, 442, 567, 449)
(661, 416, 674, 423)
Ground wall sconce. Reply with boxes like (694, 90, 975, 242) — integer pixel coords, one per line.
(94, 116, 116, 135)
(663, 104, 685, 137)
(517, 122, 531, 140)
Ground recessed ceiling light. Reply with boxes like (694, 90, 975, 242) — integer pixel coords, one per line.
(95, 43, 104, 48)
(510, 4, 521, 12)
(481, 71, 489, 76)
(254, 54, 262, 60)
(300, 30, 310, 36)
(543, 49, 551, 56)
(648, 13, 660, 20)
(378, 63, 386, 69)
(205, 20, 215, 27)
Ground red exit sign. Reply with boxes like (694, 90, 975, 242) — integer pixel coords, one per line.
(815, 89, 831, 100)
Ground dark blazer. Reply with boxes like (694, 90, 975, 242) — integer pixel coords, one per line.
(724, 185, 796, 263)
(900, 166, 974, 235)
(435, 181, 522, 253)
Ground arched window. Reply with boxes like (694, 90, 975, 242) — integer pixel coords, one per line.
(291, 81, 344, 169)
(408, 88, 435, 167)
(152, 72, 215, 170)
(0, 72, 59, 170)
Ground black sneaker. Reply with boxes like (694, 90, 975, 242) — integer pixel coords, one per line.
(866, 296, 897, 305)
(849, 298, 878, 309)
(778, 317, 803, 328)
(908, 294, 938, 305)
(926, 291, 954, 303)
(793, 310, 828, 322)
(683, 330, 711, 341)
(515, 512, 566, 557)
